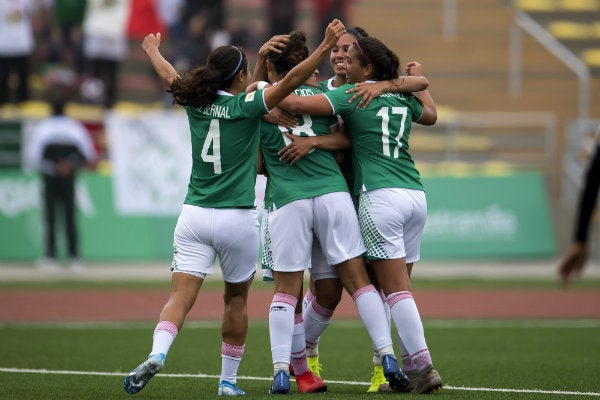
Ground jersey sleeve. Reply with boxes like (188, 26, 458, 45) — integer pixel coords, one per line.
(407, 94, 424, 122)
(323, 84, 359, 116)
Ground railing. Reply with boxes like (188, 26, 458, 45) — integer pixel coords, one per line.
(411, 110, 558, 180)
(510, 8, 591, 118)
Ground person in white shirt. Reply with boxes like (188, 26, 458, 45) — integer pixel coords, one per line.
(0, 0, 35, 105)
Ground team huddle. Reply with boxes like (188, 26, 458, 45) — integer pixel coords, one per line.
(122, 18, 443, 396)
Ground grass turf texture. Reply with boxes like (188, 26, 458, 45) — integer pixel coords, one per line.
(1, 320, 599, 399)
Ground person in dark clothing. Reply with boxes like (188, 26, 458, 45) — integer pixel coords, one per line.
(24, 68, 96, 270)
(558, 137, 600, 287)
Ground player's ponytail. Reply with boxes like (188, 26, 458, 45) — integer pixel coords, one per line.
(171, 46, 248, 107)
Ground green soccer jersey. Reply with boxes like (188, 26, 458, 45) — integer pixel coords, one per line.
(324, 82, 424, 195)
(260, 84, 348, 209)
(183, 90, 268, 208)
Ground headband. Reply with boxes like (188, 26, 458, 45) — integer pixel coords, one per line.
(354, 40, 373, 66)
(223, 46, 243, 81)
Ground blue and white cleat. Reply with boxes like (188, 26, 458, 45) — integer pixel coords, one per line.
(381, 354, 410, 392)
(218, 380, 246, 396)
(269, 370, 290, 394)
(123, 353, 165, 394)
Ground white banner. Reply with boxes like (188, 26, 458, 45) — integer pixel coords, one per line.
(106, 110, 192, 215)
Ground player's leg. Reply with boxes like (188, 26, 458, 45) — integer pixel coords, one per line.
(123, 205, 216, 394)
(267, 199, 313, 394)
(289, 286, 327, 393)
(301, 239, 343, 377)
(363, 188, 442, 394)
(314, 192, 408, 391)
(215, 207, 259, 396)
(123, 271, 203, 394)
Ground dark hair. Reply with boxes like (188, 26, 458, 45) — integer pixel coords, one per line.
(346, 26, 369, 40)
(44, 68, 79, 115)
(353, 37, 399, 81)
(170, 45, 248, 107)
(267, 30, 308, 75)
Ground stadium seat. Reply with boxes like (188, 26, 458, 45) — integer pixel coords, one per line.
(582, 48, 600, 66)
(515, 0, 555, 11)
(560, 0, 599, 11)
(516, 0, 600, 11)
(592, 23, 600, 39)
(547, 21, 591, 39)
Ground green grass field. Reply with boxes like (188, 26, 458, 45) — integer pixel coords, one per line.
(1, 318, 599, 400)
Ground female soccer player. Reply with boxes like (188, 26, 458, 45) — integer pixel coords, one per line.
(254, 29, 429, 394)
(122, 19, 346, 397)
(275, 35, 443, 394)
(278, 26, 429, 393)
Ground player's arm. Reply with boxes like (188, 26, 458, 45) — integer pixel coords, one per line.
(345, 60, 430, 108)
(413, 87, 437, 125)
(263, 19, 345, 110)
(142, 33, 179, 88)
(279, 120, 351, 165)
(252, 35, 290, 82)
(278, 92, 334, 116)
(407, 62, 437, 125)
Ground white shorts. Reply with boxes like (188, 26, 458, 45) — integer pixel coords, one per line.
(358, 188, 426, 262)
(261, 221, 338, 281)
(172, 204, 258, 283)
(263, 191, 366, 273)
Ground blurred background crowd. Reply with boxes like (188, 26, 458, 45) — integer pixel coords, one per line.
(0, 0, 350, 110)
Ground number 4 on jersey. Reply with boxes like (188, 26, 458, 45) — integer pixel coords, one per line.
(202, 119, 222, 173)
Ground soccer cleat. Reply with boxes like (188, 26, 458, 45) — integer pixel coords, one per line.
(411, 365, 443, 394)
(366, 364, 392, 393)
(269, 370, 290, 394)
(381, 354, 410, 392)
(307, 356, 323, 377)
(218, 380, 246, 396)
(405, 369, 419, 392)
(123, 353, 165, 394)
(294, 371, 327, 393)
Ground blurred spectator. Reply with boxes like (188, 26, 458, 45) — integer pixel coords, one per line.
(268, 0, 296, 37)
(311, 0, 352, 77)
(127, 0, 163, 40)
(82, 0, 130, 109)
(47, 0, 87, 73)
(171, 11, 211, 71)
(0, 0, 35, 105)
(558, 135, 600, 287)
(183, 0, 224, 31)
(24, 68, 97, 271)
(153, 0, 185, 41)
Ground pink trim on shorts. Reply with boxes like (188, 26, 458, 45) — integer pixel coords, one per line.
(387, 291, 413, 308)
(311, 301, 334, 318)
(351, 284, 376, 301)
(274, 293, 298, 307)
(294, 313, 303, 324)
(222, 342, 245, 359)
(154, 320, 179, 337)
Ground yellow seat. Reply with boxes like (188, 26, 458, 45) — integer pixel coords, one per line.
(515, 0, 555, 11)
(582, 48, 600, 67)
(592, 22, 600, 39)
(559, 0, 599, 11)
(547, 21, 591, 39)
